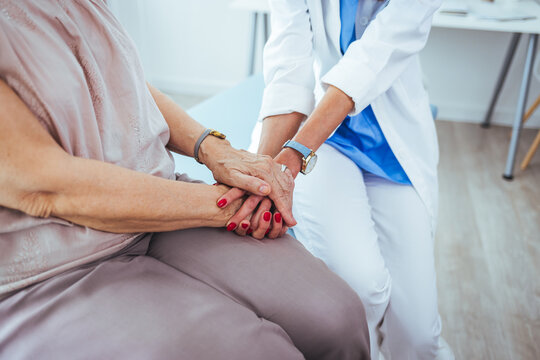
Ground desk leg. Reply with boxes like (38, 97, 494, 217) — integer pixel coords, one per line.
(503, 34, 538, 180)
(263, 13, 270, 43)
(248, 12, 259, 76)
(482, 33, 521, 128)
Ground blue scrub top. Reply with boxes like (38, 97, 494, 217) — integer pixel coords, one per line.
(325, 0, 411, 185)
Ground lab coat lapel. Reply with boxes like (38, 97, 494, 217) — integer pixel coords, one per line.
(323, 0, 342, 57)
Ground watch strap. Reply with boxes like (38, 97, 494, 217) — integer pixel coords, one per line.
(194, 129, 226, 164)
(283, 140, 312, 159)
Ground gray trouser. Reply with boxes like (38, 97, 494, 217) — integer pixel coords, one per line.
(0, 228, 370, 359)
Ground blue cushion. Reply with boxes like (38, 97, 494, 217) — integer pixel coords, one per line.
(173, 75, 264, 183)
(430, 104, 438, 120)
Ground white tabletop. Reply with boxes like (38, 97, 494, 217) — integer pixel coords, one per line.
(230, 0, 540, 34)
(230, 0, 270, 13)
(434, 1, 540, 34)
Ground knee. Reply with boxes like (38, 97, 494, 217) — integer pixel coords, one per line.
(336, 262, 392, 312)
(301, 283, 371, 359)
(401, 316, 441, 358)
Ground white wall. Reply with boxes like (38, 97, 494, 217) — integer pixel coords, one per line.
(421, 28, 540, 128)
(109, 0, 256, 95)
(110, 0, 540, 128)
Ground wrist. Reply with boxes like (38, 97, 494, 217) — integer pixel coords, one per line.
(198, 135, 231, 168)
(275, 148, 303, 178)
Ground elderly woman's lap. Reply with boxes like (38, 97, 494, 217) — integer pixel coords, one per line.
(0, 229, 369, 360)
(148, 228, 370, 359)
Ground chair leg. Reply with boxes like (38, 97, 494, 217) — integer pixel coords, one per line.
(523, 95, 540, 124)
(518, 94, 540, 171)
(520, 130, 540, 170)
(508, 95, 540, 139)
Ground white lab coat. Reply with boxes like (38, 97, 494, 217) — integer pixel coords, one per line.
(258, 0, 443, 232)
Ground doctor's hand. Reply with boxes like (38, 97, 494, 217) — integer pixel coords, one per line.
(202, 140, 297, 227)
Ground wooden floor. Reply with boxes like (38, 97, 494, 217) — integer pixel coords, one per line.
(435, 120, 540, 360)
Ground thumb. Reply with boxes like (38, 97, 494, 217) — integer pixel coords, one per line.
(230, 172, 272, 196)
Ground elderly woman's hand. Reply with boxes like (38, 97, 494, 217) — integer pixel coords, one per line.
(217, 163, 295, 240)
(219, 193, 289, 240)
(199, 137, 297, 227)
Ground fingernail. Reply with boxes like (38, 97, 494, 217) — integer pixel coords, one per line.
(259, 185, 269, 194)
(226, 223, 237, 231)
(265, 229, 270, 235)
(263, 211, 271, 222)
(212, 182, 218, 186)
(247, 228, 253, 234)
(241, 223, 249, 229)
(217, 199, 227, 208)
(275, 213, 282, 223)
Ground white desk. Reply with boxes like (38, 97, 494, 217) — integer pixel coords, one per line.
(434, 1, 540, 34)
(230, 0, 269, 13)
(434, 1, 540, 179)
(230, 0, 540, 179)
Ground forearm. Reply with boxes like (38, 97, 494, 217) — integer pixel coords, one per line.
(146, 83, 235, 169)
(262, 86, 354, 176)
(293, 85, 353, 152)
(0, 79, 237, 234)
(147, 83, 208, 157)
(257, 112, 305, 157)
(8, 151, 237, 234)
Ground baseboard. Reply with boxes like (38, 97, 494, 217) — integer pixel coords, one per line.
(437, 102, 540, 129)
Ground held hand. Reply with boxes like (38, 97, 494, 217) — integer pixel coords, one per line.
(217, 147, 303, 235)
(202, 140, 273, 197)
(206, 143, 297, 227)
(217, 187, 288, 239)
(222, 193, 288, 240)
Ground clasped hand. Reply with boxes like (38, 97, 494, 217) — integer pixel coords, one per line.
(216, 165, 294, 239)
(202, 140, 296, 239)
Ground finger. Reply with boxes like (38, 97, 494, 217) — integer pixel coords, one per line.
(253, 210, 272, 240)
(269, 195, 296, 227)
(250, 197, 272, 232)
(248, 198, 266, 232)
(226, 194, 263, 227)
(251, 199, 272, 240)
(235, 217, 252, 236)
(267, 212, 283, 239)
(279, 225, 289, 238)
(268, 167, 297, 227)
(229, 171, 271, 197)
(217, 187, 246, 208)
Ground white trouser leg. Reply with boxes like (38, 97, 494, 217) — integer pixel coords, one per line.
(292, 144, 392, 359)
(292, 144, 442, 359)
(363, 172, 442, 360)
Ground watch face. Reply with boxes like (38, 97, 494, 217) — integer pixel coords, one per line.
(304, 153, 318, 174)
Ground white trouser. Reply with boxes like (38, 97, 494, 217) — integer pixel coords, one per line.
(292, 144, 442, 360)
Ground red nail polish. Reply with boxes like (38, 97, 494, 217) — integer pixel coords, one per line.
(212, 182, 218, 186)
(247, 228, 253, 235)
(265, 229, 270, 235)
(263, 212, 271, 222)
(217, 199, 227, 208)
(241, 223, 249, 229)
(275, 213, 282, 223)
(226, 223, 236, 231)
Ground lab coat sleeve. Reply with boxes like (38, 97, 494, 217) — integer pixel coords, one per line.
(259, 0, 315, 120)
(322, 0, 442, 116)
